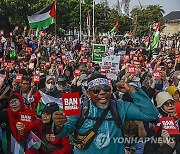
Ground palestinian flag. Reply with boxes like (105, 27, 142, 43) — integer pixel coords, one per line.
(151, 22, 160, 50)
(144, 37, 150, 51)
(36, 90, 62, 116)
(110, 21, 119, 34)
(11, 135, 24, 154)
(124, 31, 133, 38)
(27, 131, 42, 150)
(27, 2, 56, 32)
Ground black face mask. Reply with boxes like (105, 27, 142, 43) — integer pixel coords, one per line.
(155, 84, 163, 90)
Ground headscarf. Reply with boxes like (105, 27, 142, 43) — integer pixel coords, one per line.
(6, 93, 36, 141)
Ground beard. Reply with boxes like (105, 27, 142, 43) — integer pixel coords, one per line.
(96, 103, 109, 109)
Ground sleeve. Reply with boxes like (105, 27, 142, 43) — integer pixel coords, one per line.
(119, 88, 158, 122)
(143, 142, 173, 154)
(24, 119, 41, 138)
(51, 136, 73, 154)
(52, 115, 79, 138)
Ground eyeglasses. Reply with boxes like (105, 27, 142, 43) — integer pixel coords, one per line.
(164, 100, 175, 107)
(90, 85, 111, 94)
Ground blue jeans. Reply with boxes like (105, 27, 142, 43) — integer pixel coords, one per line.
(125, 142, 145, 154)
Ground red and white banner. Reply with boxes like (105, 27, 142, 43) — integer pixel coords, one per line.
(61, 54, 66, 61)
(33, 74, 40, 84)
(153, 71, 161, 79)
(128, 66, 136, 75)
(19, 112, 33, 125)
(62, 92, 81, 116)
(81, 46, 86, 52)
(16, 74, 23, 83)
(82, 57, 88, 64)
(146, 63, 152, 69)
(74, 68, 81, 76)
(159, 117, 180, 135)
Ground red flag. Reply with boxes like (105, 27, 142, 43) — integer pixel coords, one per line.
(50, 1, 56, 19)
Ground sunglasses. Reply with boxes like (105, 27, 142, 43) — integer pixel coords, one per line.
(90, 85, 111, 94)
(164, 100, 175, 107)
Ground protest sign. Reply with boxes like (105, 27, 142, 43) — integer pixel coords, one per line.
(0, 74, 6, 89)
(156, 66, 162, 72)
(175, 102, 180, 118)
(16, 74, 23, 83)
(92, 44, 106, 63)
(61, 54, 66, 61)
(82, 57, 88, 64)
(153, 71, 161, 79)
(74, 68, 81, 76)
(133, 56, 138, 61)
(81, 46, 86, 52)
(146, 63, 152, 69)
(7, 62, 13, 67)
(159, 117, 180, 135)
(128, 66, 136, 75)
(19, 112, 33, 125)
(33, 74, 40, 84)
(101, 55, 120, 80)
(62, 92, 81, 116)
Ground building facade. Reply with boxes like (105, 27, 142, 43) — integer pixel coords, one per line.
(163, 11, 180, 36)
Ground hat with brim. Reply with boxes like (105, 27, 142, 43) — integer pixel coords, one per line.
(156, 92, 174, 108)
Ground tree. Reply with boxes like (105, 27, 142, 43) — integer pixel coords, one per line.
(131, 5, 165, 37)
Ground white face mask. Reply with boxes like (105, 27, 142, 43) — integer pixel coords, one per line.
(46, 83, 55, 91)
(36, 71, 40, 74)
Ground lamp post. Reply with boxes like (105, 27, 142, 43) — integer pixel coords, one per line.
(92, 0, 95, 42)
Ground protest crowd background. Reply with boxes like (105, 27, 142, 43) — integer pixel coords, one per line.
(0, 1, 180, 154)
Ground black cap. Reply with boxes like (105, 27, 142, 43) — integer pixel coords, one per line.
(57, 75, 66, 83)
(42, 102, 59, 114)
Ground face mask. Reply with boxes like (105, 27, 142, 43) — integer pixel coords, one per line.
(46, 83, 55, 91)
(36, 71, 40, 74)
(155, 84, 163, 90)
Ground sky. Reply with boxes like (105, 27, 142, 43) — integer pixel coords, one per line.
(95, 0, 180, 15)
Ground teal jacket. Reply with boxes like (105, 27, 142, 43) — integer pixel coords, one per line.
(53, 88, 158, 154)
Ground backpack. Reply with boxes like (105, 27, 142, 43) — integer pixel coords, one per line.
(71, 98, 123, 150)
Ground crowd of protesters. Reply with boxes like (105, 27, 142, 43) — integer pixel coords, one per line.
(0, 27, 179, 154)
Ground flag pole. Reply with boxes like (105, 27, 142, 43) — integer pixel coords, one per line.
(55, 0, 57, 42)
(92, 0, 95, 42)
(79, 0, 82, 42)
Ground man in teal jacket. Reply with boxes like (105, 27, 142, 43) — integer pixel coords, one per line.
(52, 74, 158, 154)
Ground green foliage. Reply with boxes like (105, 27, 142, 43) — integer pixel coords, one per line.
(131, 5, 165, 37)
(0, 0, 164, 37)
